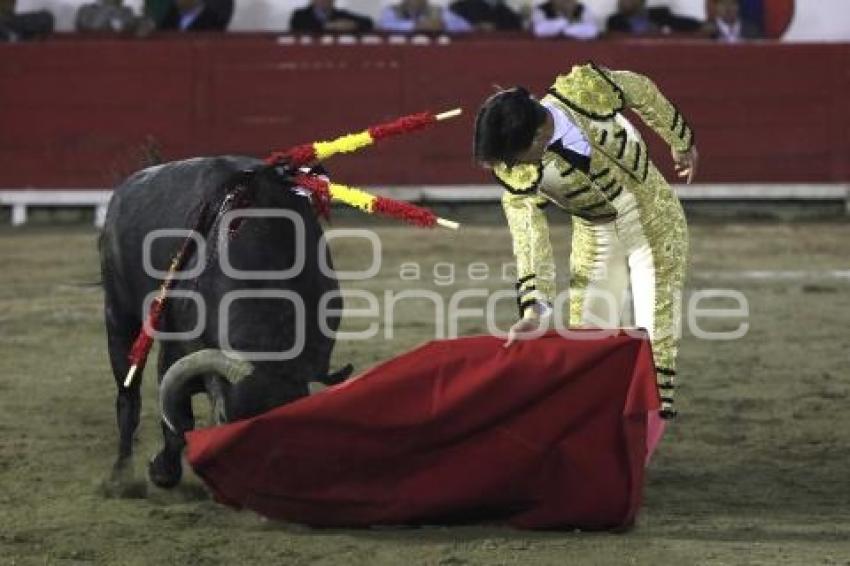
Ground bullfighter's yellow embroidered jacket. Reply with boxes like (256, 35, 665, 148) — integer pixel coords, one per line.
(496, 63, 694, 318)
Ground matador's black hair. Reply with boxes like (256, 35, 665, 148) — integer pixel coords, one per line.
(473, 87, 547, 166)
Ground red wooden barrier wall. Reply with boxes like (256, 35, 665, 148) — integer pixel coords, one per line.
(1, 35, 848, 188)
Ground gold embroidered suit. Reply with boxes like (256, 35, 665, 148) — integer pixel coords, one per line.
(496, 63, 692, 397)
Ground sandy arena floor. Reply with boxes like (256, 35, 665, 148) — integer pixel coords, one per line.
(0, 220, 848, 565)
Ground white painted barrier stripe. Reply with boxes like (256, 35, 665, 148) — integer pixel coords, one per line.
(372, 184, 850, 202)
(2, 184, 848, 204)
(1, 184, 848, 228)
(694, 270, 850, 280)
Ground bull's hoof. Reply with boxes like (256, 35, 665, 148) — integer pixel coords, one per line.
(148, 450, 183, 489)
(99, 457, 148, 499)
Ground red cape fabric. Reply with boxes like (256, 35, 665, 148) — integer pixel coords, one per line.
(186, 330, 660, 530)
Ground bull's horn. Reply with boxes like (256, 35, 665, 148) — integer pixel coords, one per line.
(159, 349, 253, 434)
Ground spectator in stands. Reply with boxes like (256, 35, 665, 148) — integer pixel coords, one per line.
(290, 0, 373, 33)
(158, 0, 232, 31)
(704, 0, 761, 42)
(606, 0, 702, 36)
(448, 0, 523, 32)
(0, 0, 54, 41)
(144, 0, 170, 26)
(531, 0, 599, 40)
(378, 0, 472, 33)
(75, 0, 155, 35)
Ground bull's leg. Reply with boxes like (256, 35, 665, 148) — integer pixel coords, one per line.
(148, 344, 193, 489)
(105, 305, 142, 468)
(115, 364, 143, 462)
(102, 303, 148, 498)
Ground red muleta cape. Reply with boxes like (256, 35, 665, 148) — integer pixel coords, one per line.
(186, 330, 660, 530)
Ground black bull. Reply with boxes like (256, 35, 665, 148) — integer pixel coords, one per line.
(100, 156, 350, 488)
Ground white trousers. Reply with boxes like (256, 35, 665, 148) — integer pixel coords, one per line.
(569, 183, 688, 377)
(576, 215, 657, 334)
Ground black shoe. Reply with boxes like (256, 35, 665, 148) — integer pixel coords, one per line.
(660, 407, 678, 420)
(660, 389, 676, 420)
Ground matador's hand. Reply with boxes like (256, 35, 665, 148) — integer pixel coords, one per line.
(672, 145, 699, 184)
(503, 316, 545, 348)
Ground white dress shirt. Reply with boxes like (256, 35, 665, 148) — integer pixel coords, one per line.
(542, 100, 591, 156)
(715, 17, 742, 43)
(531, 4, 600, 40)
(378, 5, 472, 33)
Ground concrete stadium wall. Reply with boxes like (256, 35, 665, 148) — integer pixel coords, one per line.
(12, 0, 850, 41)
(1, 38, 848, 190)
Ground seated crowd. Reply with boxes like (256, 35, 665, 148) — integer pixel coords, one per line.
(0, 0, 764, 43)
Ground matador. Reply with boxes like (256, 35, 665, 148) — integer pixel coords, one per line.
(474, 62, 698, 419)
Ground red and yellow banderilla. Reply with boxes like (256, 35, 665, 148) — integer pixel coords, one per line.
(124, 108, 463, 388)
(265, 108, 463, 168)
(293, 174, 460, 231)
